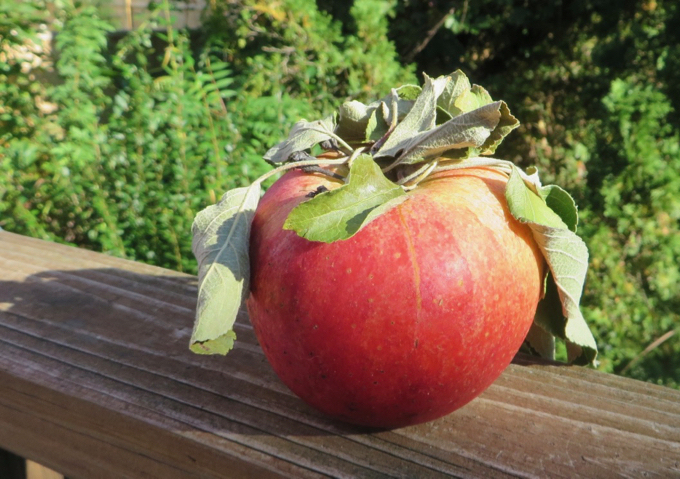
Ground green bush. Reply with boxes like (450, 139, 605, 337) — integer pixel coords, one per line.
(582, 79, 680, 387)
(0, 0, 412, 272)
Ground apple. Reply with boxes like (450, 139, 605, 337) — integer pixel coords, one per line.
(246, 165, 544, 428)
(191, 73, 595, 426)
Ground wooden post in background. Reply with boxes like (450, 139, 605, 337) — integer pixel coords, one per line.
(125, 0, 133, 30)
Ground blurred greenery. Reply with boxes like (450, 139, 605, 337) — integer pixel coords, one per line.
(0, 0, 677, 388)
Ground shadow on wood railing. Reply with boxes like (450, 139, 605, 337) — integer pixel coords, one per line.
(0, 266, 374, 439)
(1, 232, 679, 478)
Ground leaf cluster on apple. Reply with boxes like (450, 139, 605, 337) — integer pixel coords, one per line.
(189, 71, 597, 427)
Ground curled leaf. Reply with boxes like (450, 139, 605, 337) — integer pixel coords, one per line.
(523, 322, 556, 360)
(374, 84, 422, 125)
(539, 184, 579, 232)
(437, 70, 472, 115)
(479, 101, 519, 155)
(335, 101, 378, 143)
(437, 71, 493, 117)
(375, 73, 446, 158)
(284, 154, 406, 242)
(264, 114, 338, 164)
(505, 167, 567, 229)
(376, 102, 502, 164)
(191, 184, 261, 355)
(529, 224, 596, 364)
(505, 168, 597, 364)
(436, 71, 519, 157)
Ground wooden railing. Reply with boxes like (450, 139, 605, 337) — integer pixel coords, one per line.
(1, 230, 679, 478)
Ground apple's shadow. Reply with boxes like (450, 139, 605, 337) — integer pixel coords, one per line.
(0, 267, 376, 438)
(0, 263, 568, 445)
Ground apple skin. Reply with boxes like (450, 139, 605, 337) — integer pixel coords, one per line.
(246, 167, 544, 428)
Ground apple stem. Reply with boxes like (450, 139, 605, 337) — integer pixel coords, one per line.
(398, 160, 439, 189)
(252, 156, 350, 187)
(347, 147, 368, 169)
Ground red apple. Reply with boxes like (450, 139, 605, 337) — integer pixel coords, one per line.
(246, 166, 544, 428)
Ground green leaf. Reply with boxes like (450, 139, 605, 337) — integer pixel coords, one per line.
(531, 272, 563, 357)
(375, 73, 448, 157)
(368, 85, 421, 131)
(505, 169, 597, 364)
(479, 101, 520, 155)
(539, 184, 579, 232)
(505, 167, 568, 229)
(263, 114, 337, 164)
(453, 85, 494, 115)
(437, 70, 472, 115)
(529, 224, 597, 364)
(376, 92, 412, 126)
(435, 105, 453, 125)
(436, 72, 519, 156)
(335, 100, 377, 143)
(283, 154, 406, 242)
(393, 84, 422, 100)
(523, 322, 556, 360)
(367, 106, 390, 142)
(190, 184, 261, 355)
(436, 71, 494, 117)
(376, 101, 502, 164)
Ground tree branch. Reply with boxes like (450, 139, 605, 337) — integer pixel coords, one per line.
(404, 6, 455, 64)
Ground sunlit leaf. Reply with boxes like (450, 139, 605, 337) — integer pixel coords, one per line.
(284, 154, 406, 242)
(376, 101, 502, 164)
(190, 184, 261, 355)
(529, 224, 596, 364)
(263, 114, 337, 164)
(437, 70, 472, 115)
(479, 101, 520, 155)
(335, 100, 377, 143)
(505, 168, 596, 364)
(505, 167, 567, 229)
(375, 74, 448, 157)
(539, 184, 579, 232)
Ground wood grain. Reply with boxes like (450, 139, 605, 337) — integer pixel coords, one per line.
(0, 231, 678, 478)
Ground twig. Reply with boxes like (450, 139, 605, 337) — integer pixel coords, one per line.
(404, 7, 455, 63)
(620, 329, 677, 375)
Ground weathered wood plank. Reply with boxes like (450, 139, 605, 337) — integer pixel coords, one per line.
(0, 231, 679, 478)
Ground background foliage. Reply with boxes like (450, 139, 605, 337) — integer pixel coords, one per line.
(1, 0, 677, 388)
